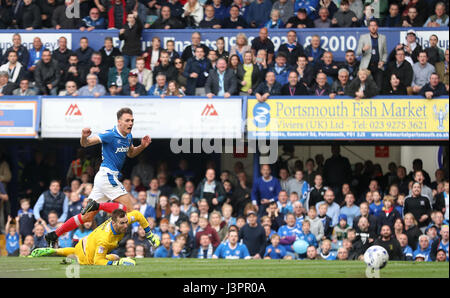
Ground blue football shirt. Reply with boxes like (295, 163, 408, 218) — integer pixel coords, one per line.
(214, 242, 250, 259)
(98, 126, 133, 172)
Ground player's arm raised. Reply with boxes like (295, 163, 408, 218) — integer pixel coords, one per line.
(127, 135, 151, 158)
(80, 128, 101, 148)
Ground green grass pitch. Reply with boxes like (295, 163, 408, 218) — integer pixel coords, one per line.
(0, 257, 448, 278)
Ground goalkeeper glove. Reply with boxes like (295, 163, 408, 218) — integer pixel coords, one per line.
(146, 231, 160, 248)
(112, 257, 136, 266)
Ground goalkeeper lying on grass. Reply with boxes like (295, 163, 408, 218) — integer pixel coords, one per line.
(31, 209, 160, 266)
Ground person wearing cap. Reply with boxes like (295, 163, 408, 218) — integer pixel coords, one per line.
(285, 8, 315, 28)
(412, 235, 432, 261)
(239, 210, 266, 259)
(77, 73, 106, 97)
(373, 225, 403, 260)
(331, 214, 350, 249)
(107, 81, 119, 96)
(121, 71, 147, 97)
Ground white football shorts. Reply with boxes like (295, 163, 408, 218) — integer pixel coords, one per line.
(88, 167, 128, 202)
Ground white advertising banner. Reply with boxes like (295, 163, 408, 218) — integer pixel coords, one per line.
(41, 97, 243, 139)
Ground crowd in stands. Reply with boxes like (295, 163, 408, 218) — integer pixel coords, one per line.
(0, 0, 449, 99)
(0, 145, 448, 262)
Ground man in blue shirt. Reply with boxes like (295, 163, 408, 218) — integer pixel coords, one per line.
(213, 230, 251, 259)
(413, 235, 432, 262)
(246, 0, 272, 28)
(154, 233, 173, 258)
(46, 108, 152, 246)
(252, 164, 282, 217)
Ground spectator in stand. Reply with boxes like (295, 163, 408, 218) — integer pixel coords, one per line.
(272, 0, 295, 24)
(377, 195, 401, 234)
(434, 179, 449, 221)
(239, 210, 266, 258)
(119, 11, 143, 70)
(5, 216, 20, 256)
(148, 73, 168, 96)
(74, 37, 94, 68)
(105, 0, 134, 29)
(315, 51, 340, 84)
(246, 0, 272, 28)
(121, 72, 147, 97)
(52, 36, 74, 71)
(293, 55, 313, 88)
(268, 52, 292, 86)
(181, 32, 211, 63)
(221, 4, 248, 28)
(383, 73, 408, 95)
(412, 51, 436, 94)
(345, 68, 379, 99)
(17, 0, 41, 30)
(304, 35, 325, 68)
(154, 232, 172, 258)
(193, 168, 226, 210)
(410, 170, 433, 203)
(383, 3, 402, 27)
(151, 5, 184, 29)
(264, 9, 284, 28)
(340, 193, 360, 227)
(385, 48, 413, 91)
(264, 200, 286, 231)
(58, 80, 78, 96)
(425, 35, 445, 66)
(168, 200, 189, 228)
(199, 4, 222, 28)
(281, 70, 309, 96)
(424, 2, 449, 27)
(26, 37, 45, 77)
(13, 79, 37, 96)
(212, 0, 229, 21)
(314, 7, 331, 28)
(131, 57, 153, 92)
(40, 0, 59, 28)
(153, 51, 177, 84)
(34, 50, 60, 95)
(357, 3, 378, 27)
(329, 68, 351, 98)
(413, 235, 432, 261)
(182, 0, 204, 27)
(398, 233, 414, 260)
(78, 73, 106, 97)
(430, 225, 449, 261)
(195, 234, 215, 258)
(316, 189, 340, 227)
(61, 54, 86, 90)
(236, 51, 262, 96)
(374, 225, 404, 260)
(195, 216, 221, 248)
(0, 51, 25, 87)
(264, 233, 288, 259)
(402, 6, 424, 27)
(420, 72, 448, 98)
(86, 52, 109, 88)
(214, 229, 251, 259)
(305, 174, 327, 210)
(332, 0, 358, 27)
(255, 71, 282, 102)
(205, 57, 237, 98)
(33, 180, 68, 224)
(80, 7, 107, 30)
(107, 56, 130, 94)
(52, 0, 82, 29)
(183, 46, 211, 96)
(404, 212, 422, 250)
(251, 28, 275, 65)
(285, 8, 314, 28)
(99, 37, 122, 70)
(1, 34, 30, 68)
(278, 31, 304, 68)
(405, 182, 433, 231)
(435, 49, 449, 92)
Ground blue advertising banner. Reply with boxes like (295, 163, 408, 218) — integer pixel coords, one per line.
(0, 28, 447, 62)
(0, 98, 40, 138)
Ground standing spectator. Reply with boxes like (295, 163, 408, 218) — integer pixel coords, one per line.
(34, 50, 60, 95)
(286, 169, 310, 200)
(383, 3, 402, 27)
(264, 200, 286, 231)
(294, 55, 314, 87)
(331, 0, 358, 27)
(239, 210, 266, 259)
(434, 179, 448, 221)
(99, 37, 122, 70)
(424, 2, 449, 27)
(306, 206, 324, 242)
(425, 35, 445, 66)
(268, 52, 292, 86)
(205, 57, 237, 98)
(80, 7, 107, 30)
(78, 73, 106, 97)
(230, 34, 251, 64)
(52, 0, 82, 29)
(278, 31, 304, 67)
(236, 51, 262, 96)
(181, 32, 211, 63)
(316, 189, 340, 227)
(357, 3, 377, 27)
(411, 51, 436, 94)
(52, 36, 74, 71)
(281, 70, 309, 95)
(193, 168, 226, 210)
(314, 51, 340, 84)
(251, 28, 275, 65)
(105, 0, 133, 29)
(356, 19, 387, 89)
(183, 46, 211, 95)
(323, 145, 352, 193)
(340, 193, 361, 227)
(246, 0, 272, 28)
(341, 50, 359, 81)
(373, 225, 404, 260)
(345, 68, 379, 99)
(5, 216, 20, 256)
(305, 174, 327, 210)
(353, 202, 378, 235)
(17, 198, 35, 240)
(285, 8, 314, 28)
(273, 0, 295, 24)
(251, 164, 282, 217)
(33, 180, 69, 224)
(410, 170, 434, 203)
(377, 195, 401, 234)
(84, 52, 108, 87)
(182, 0, 204, 27)
(17, 0, 41, 29)
(74, 37, 94, 68)
(40, 0, 59, 28)
(119, 11, 143, 70)
(153, 51, 177, 84)
(1, 34, 29, 68)
(405, 182, 433, 231)
(430, 225, 449, 261)
(27, 37, 45, 76)
(420, 72, 448, 98)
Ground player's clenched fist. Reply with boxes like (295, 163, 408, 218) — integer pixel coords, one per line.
(141, 135, 152, 147)
(82, 128, 92, 138)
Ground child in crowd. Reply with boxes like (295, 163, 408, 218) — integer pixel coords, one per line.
(369, 190, 384, 217)
(332, 214, 351, 250)
(5, 216, 20, 256)
(17, 198, 35, 241)
(264, 233, 287, 259)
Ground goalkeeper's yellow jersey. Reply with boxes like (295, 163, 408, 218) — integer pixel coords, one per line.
(76, 210, 149, 265)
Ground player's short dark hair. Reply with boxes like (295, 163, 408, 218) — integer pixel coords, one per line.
(117, 107, 133, 120)
(111, 208, 127, 222)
